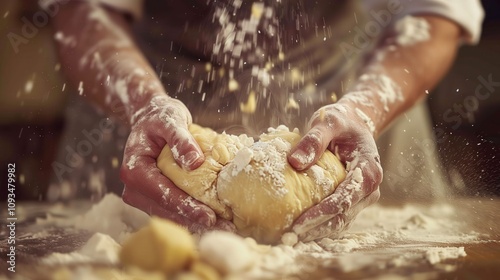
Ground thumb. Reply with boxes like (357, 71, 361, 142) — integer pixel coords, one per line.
(164, 120, 204, 170)
(288, 123, 334, 171)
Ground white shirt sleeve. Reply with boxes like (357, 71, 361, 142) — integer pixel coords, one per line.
(362, 0, 485, 44)
(399, 0, 485, 44)
(39, 0, 144, 21)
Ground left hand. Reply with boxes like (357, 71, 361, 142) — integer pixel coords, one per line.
(288, 103, 383, 242)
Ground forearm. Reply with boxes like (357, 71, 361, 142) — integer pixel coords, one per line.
(52, 2, 164, 125)
(339, 15, 462, 138)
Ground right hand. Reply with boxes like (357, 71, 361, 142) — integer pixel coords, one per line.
(288, 102, 383, 241)
(120, 95, 235, 233)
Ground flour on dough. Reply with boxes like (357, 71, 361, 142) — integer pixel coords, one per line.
(157, 125, 346, 244)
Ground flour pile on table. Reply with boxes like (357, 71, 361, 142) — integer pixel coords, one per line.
(37, 193, 482, 278)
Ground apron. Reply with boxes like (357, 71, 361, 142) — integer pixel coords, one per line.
(135, 0, 366, 135)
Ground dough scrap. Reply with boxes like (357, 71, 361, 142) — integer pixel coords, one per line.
(157, 125, 346, 244)
(120, 217, 222, 279)
(120, 217, 197, 274)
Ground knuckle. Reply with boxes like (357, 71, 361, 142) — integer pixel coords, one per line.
(362, 160, 383, 193)
(370, 155, 383, 176)
(305, 129, 322, 149)
(119, 165, 130, 182)
(121, 187, 134, 206)
(371, 189, 381, 204)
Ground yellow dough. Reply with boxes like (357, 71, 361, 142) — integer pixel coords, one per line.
(157, 125, 255, 220)
(157, 125, 346, 244)
(120, 217, 197, 274)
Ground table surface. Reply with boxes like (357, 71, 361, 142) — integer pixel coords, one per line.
(1, 197, 499, 280)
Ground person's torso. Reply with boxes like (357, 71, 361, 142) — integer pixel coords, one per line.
(135, 0, 369, 135)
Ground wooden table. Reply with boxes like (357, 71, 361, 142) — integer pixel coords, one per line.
(1, 197, 499, 280)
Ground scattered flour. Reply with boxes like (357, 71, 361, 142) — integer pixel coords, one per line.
(126, 155, 138, 170)
(33, 194, 482, 279)
(235, 203, 481, 278)
(36, 193, 149, 243)
(42, 233, 121, 265)
(355, 107, 376, 134)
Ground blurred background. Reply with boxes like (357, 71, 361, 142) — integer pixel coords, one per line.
(0, 0, 499, 202)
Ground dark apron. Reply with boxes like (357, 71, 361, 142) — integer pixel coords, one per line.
(136, 0, 369, 135)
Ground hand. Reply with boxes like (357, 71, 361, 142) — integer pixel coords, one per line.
(288, 103, 382, 242)
(120, 95, 235, 233)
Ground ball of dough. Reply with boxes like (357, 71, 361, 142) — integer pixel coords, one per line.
(156, 125, 346, 244)
(120, 217, 197, 274)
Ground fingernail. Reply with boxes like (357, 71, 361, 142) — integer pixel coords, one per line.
(290, 149, 314, 169)
(182, 151, 203, 170)
(197, 204, 216, 227)
(216, 220, 236, 232)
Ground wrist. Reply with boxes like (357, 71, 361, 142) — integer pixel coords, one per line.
(124, 77, 167, 126)
(338, 71, 404, 137)
(337, 97, 381, 137)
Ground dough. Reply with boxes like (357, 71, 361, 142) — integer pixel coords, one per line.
(120, 217, 197, 274)
(120, 217, 222, 279)
(157, 125, 346, 244)
(157, 124, 255, 220)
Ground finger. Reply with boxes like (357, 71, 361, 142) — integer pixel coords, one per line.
(288, 122, 334, 171)
(299, 215, 344, 242)
(122, 186, 211, 232)
(121, 155, 216, 227)
(162, 118, 205, 171)
(298, 189, 380, 242)
(292, 167, 366, 234)
(344, 189, 380, 220)
(212, 218, 237, 232)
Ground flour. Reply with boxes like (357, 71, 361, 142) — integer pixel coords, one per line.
(229, 147, 253, 177)
(126, 154, 137, 170)
(425, 247, 466, 265)
(248, 140, 288, 190)
(42, 233, 121, 265)
(222, 126, 292, 191)
(24, 78, 34, 93)
(394, 16, 431, 46)
(36, 193, 149, 243)
(33, 193, 483, 279)
(237, 203, 481, 278)
(358, 73, 403, 112)
(355, 107, 376, 134)
(54, 31, 77, 47)
(199, 231, 256, 275)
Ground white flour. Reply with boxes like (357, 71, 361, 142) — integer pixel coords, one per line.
(36, 194, 149, 243)
(35, 194, 482, 279)
(394, 16, 431, 46)
(42, 233, 121, 265)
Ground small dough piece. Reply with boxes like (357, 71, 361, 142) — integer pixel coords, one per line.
(190, 261, 221, 280)
(120, 217, 197, 274)
(157, 124, 254, 220)
(157, 125, 345, 244)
